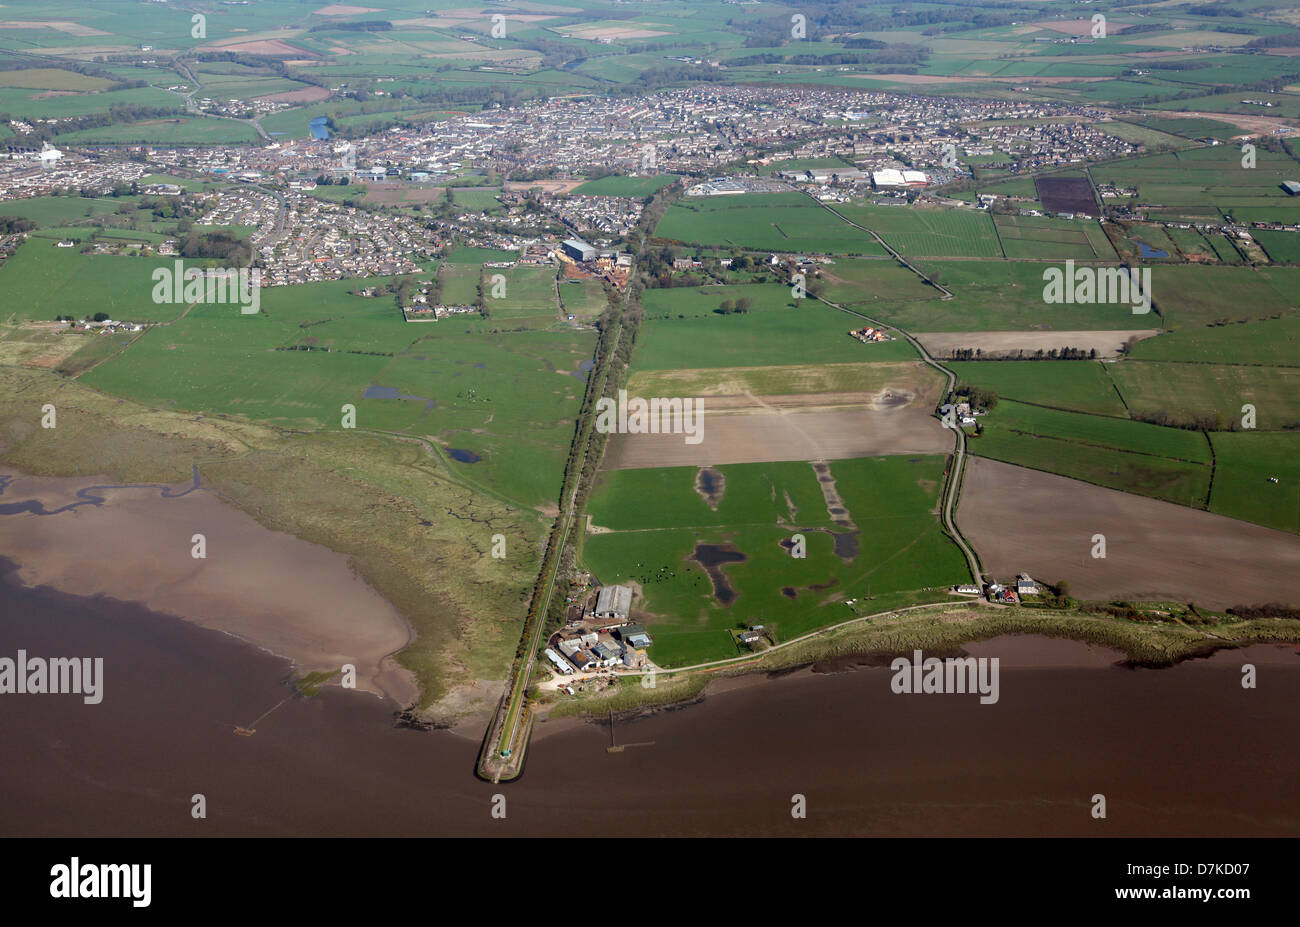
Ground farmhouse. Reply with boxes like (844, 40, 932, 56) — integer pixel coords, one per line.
(849, 326, 890, 344)
(986, 582, 1019, 604)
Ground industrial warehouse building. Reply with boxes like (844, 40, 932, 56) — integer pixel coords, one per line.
(872, 168, 928, 188)
(561, 237, 597, 262)
(593, 584, 632, 621)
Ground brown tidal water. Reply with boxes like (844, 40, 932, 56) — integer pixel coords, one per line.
(1, 559, 1297, 837)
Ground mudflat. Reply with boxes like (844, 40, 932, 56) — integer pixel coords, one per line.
(0, 470, 416, 704)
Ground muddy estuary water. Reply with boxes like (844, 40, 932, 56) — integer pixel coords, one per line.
(2, 560, 1297, 837)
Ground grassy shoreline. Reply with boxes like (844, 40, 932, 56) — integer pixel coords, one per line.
(0, 363, 544, 719)
(544, 604, 1300, 721)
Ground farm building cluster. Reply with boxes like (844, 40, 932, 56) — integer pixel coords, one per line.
(849, 326, 892, 344)
(545, 584, 654, 677)
(951, 574, 1040, 604)
(556, 237, 634, 289)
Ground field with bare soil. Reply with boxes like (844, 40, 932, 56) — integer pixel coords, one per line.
(914, 329, 1161, 359)
(959, 457, 1300, 609)
(602, 403, 951, 469)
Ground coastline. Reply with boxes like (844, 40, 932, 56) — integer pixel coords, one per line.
(0, 469, 419, 706)
(541, 603, 1300, 724)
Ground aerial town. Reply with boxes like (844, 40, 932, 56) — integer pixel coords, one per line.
(3, 84, 1296, 303)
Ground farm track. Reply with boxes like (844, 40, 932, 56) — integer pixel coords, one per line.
(476, 294, 628, 782)
(804, 193, 983, 585)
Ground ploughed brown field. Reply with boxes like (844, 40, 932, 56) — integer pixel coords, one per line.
(959, 457, 1300, 608)
(255, 86, 331, 104)
(1035, 175, 1099, 216)
(914, 329, 1161, 359)
(601, 392, 951, 469)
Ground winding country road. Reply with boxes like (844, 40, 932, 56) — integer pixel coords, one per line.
(804, 192, 983, 586)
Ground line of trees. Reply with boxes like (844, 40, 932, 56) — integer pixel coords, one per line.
(178, 230, 251, 266)
(0, 215, 36, 234)
(308, 20, 392, 33)
(947, 347, 1100, 361)
(715, 297, 753, 315)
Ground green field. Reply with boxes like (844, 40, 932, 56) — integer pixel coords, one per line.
(972, 399, 1213, 509)
(0, 240, 197, 323)
(993, 214, 1102, 261)
(54, 117, 262, 146)
(583, 456, 969, 666)
(1254, 230, 1300, 264)
(76, 275, 594, 508)
(1149, 266, 1300, 328)
(949, 361, 1128, 417)
(1208, 432, 1300, 534)
(445, 245, 519, 264)
(819, 257, 941, 304)
(840, 203, 1002, 258)
(1164, 226, 1217, 261)
(439, 262, 481, 306)
(635, 284, 919, 370)
(656, 194, 888, 255)
(559, 278, 608, 319)
(571, 175, 677, 197)
(1108, 361, 1300, 431)
(484, 264, 558, 325)
(872, 260, 1163, 333)
(1090, 146, 1300, 224)
(1129, 315, 1300, 366)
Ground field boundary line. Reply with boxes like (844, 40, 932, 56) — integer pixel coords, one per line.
(999, 426, 1214, 466)
(968, 449, 1210, 510)
(1099, 360, 1133, 414)
(1203, 429, 1217, 512)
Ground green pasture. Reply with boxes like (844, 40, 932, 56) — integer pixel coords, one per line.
(635, 284, 919, 369)
(583, 456, 968, 666)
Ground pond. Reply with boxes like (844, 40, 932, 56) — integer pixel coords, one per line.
(689, 542, 747, 605)
(362, 384, 434, 411)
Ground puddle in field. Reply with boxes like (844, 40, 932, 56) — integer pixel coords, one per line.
(871, 388, 911, 410)
(695, 467, 725, 510)
(689, 542, 746, 606)
(779, 527, 858, 562)
(363, 385, 435, 411)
